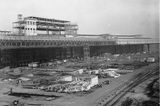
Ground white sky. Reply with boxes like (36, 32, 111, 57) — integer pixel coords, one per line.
(0, 0, 159, 38)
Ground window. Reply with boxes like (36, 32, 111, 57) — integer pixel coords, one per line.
(33, 29, 36, 33)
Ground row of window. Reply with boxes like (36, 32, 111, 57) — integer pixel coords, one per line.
(26, 21, 36, 25)
(1, 41, 111, 46)
(25, 28, 36, 30)
(1, 41, 82, 46)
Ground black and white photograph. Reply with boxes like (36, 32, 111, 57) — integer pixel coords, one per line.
(0, 0, 159, 106)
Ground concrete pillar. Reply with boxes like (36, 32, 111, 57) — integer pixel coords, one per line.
(115, 45, 118, 54)
(66, 47, 71, 58)
(71, 47, 81, 58)
(143, 44, 149, 52)
(83, 45, 90, 61)
(46, 25, 49, 35)
(0, 49, 2, 67)
(147, 44, 150, 52)
(72, 47, 76, 58)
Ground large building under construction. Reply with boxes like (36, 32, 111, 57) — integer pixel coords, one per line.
(0, 15, 159, 67)
(13, 14, 78, 36)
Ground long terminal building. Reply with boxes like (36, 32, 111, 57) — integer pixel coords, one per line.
(0, 15, 159, 67)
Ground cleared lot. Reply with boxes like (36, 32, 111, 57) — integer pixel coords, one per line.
(0, 52, 159, 106)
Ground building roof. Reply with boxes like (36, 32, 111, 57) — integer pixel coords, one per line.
(0, 30, 11, 32)
(25, 16, 70, 23)
(76, 34, 99, 36)
(0, 35, 115, 42)
(117, 37, 151, 39)
(100, 34, 142, 37)
(75, 34, 152, 40)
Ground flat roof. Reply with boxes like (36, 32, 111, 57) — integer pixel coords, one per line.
(117, 37, 151, 39)
(0, 35, 115, 42)
(77, 34, 151, 39)
(0, 30, 11, 32)
(25, 16, 70, 23)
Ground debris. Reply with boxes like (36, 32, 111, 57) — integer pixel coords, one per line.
(45, 97, 56, 101)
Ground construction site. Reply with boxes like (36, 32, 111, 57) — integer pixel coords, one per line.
(0, 15, 159, 106)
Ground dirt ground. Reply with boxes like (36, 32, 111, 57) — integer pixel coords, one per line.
(0, 52, 159, 106)
(0, 63, 157, 106)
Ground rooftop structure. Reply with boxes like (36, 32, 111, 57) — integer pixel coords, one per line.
(13, 14, 78, 36)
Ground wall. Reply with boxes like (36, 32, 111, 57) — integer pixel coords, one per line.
(117, 38, 153, 44)
(24, 19, 37, 36)
(90, 76, 98, 87)
(0, 47, 84, 67)
(0, 43, 159, 68)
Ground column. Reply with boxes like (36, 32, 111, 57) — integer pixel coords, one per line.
(83, 45, 90, 61)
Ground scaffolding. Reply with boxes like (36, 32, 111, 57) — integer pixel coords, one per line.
(13, 14, 78, 36)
